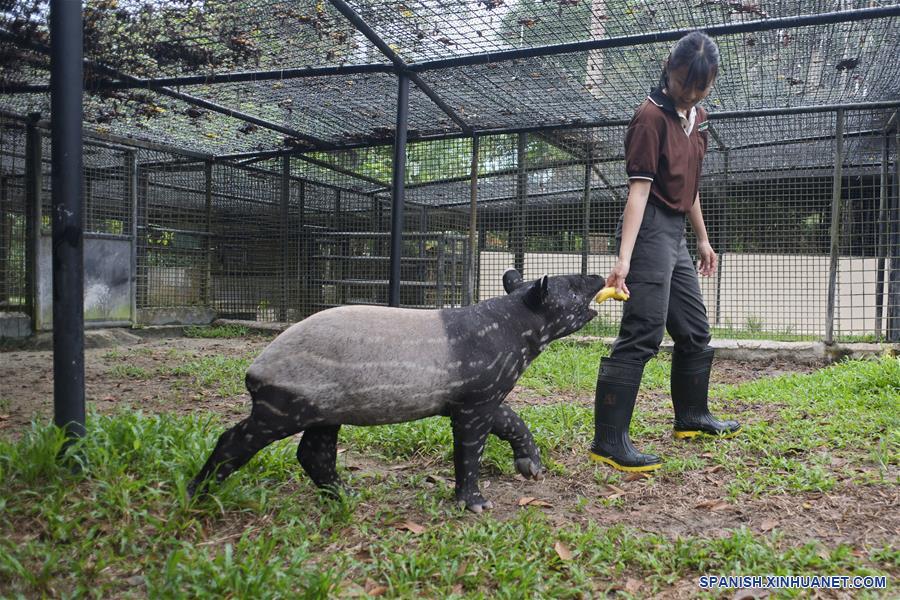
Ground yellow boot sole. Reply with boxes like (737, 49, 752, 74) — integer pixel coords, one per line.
(673, 426, 742, 440)
(588, 452, 662, 472)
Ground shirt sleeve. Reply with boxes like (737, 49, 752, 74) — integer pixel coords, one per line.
(624, 118, 661, 181)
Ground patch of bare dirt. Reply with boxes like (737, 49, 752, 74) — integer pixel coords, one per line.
(0, 335, 271, 438)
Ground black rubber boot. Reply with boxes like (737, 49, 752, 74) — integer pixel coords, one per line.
(589, 357, 662, 472)
(671, 348, 742, 439)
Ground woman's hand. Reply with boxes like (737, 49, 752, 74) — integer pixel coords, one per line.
(697, 240, 717, 277)
(606, 259, 631, 296)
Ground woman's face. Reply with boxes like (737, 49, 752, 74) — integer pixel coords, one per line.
(666, 64, 715, 112)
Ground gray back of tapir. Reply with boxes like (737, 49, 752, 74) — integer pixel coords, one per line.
(189, 269, 605, 512)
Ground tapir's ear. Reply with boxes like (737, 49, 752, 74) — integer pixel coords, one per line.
(502, 268, 525, 293)
(524, 274, 549, 310)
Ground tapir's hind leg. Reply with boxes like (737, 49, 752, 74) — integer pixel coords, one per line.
(296, 425, 344, 494)
(490, 404, 543, 480)
(187, 413, 300, 497)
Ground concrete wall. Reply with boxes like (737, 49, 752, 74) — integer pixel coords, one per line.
(478, 251, 891, 336)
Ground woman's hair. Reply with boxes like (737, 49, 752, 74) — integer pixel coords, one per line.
(659, 31, 720, 91)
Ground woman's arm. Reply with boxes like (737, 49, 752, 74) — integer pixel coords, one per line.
(607, 179, 651, 295)
(688, 192, 717, 277)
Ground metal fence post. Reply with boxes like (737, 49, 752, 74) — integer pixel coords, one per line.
(24, 114, 41, 328)
(715, 151, 729, 328)
(582, 151, 592, 276)
(125, 150, 137, 325)
(389, 73, 409, 307)
(875, 133, 889, 339)
(889, 130, 900, 342)
(279, 156, 290, 321)
(50, 0, 85, 440)
(467, 135, 479, 305)
(514, 133, 527, 274)
(825, 109, 844, 345)
(204, 161, 212, 308)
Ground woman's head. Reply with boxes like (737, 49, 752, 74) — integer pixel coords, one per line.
(660, 31, 719, 111)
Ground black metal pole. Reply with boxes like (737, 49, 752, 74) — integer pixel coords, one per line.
(25, 114, 42, 329)
(279, 157, 290, 321)
(889, 131, 900, 342)
(825, 109, 844, 345)
(514, 134, 527, 274)
(389, 74, 409, 307)
(875, 134, 889, 340)
(50, 0, 85, 440)
(468, 136, 479, 305)
(715, 151, 729, 328)
(581, 152, 591, 276)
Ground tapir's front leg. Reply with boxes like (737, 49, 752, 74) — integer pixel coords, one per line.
(450, 404, 494, 513)
(490, 404, 543, 480)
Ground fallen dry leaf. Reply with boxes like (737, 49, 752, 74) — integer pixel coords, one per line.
(364, 579, 388, 596)
(455, 561, 468, 577)
(695, 499, 730, 511)
(759, 518, 778, 532)
(624, 472, 651, 482)
(625, 578, 642, 594)
(518, 497, 554, 508)
(394, 520, 426, 535)
(554, 541, 573, 561)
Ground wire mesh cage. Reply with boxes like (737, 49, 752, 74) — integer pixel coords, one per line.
(0, 1, 898, 342)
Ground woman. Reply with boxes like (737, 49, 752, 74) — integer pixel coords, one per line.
(589, 31, 741, 473)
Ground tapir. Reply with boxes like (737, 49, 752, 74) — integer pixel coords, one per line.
(188, 269, 606, 512)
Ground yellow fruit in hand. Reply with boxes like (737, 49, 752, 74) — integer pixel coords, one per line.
(595, 286, 629, 303)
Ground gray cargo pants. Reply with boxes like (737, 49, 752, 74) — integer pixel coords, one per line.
(611, 201, 711, 364)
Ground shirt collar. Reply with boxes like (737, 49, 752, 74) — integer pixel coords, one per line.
(648, 87, 676, 114)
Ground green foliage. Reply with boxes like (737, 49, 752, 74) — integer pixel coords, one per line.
(1, 347, 898, 597)
(109, 364, 153, 380)
(0, 409, 893, 598)
(183, 324, 253, 339)
(518, 340, 671, 393)
(163, 354, 256, 397)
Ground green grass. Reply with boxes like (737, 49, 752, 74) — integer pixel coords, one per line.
(519, 340, 671, 393)
(0, 411, 894, 598)
(347, 356, 899, 496)
(108, 364, 153, 379)
(183, 324, 255, 339)
(163, 355, 256, 397)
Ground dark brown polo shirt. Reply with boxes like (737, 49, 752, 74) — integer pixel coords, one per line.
(624, 88, 709, 214)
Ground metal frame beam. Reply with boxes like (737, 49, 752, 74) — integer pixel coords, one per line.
(2, 63, 396, 94)
(408, 6, 900, 72)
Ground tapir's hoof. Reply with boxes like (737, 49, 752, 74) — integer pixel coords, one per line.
(457, 493, 494, 514)
(186, 478, 207, 500)
(515, 457, 543, 480)
(318, 481, 353, 500)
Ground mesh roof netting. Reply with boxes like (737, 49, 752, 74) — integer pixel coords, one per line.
(0, 0, 899, 157)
